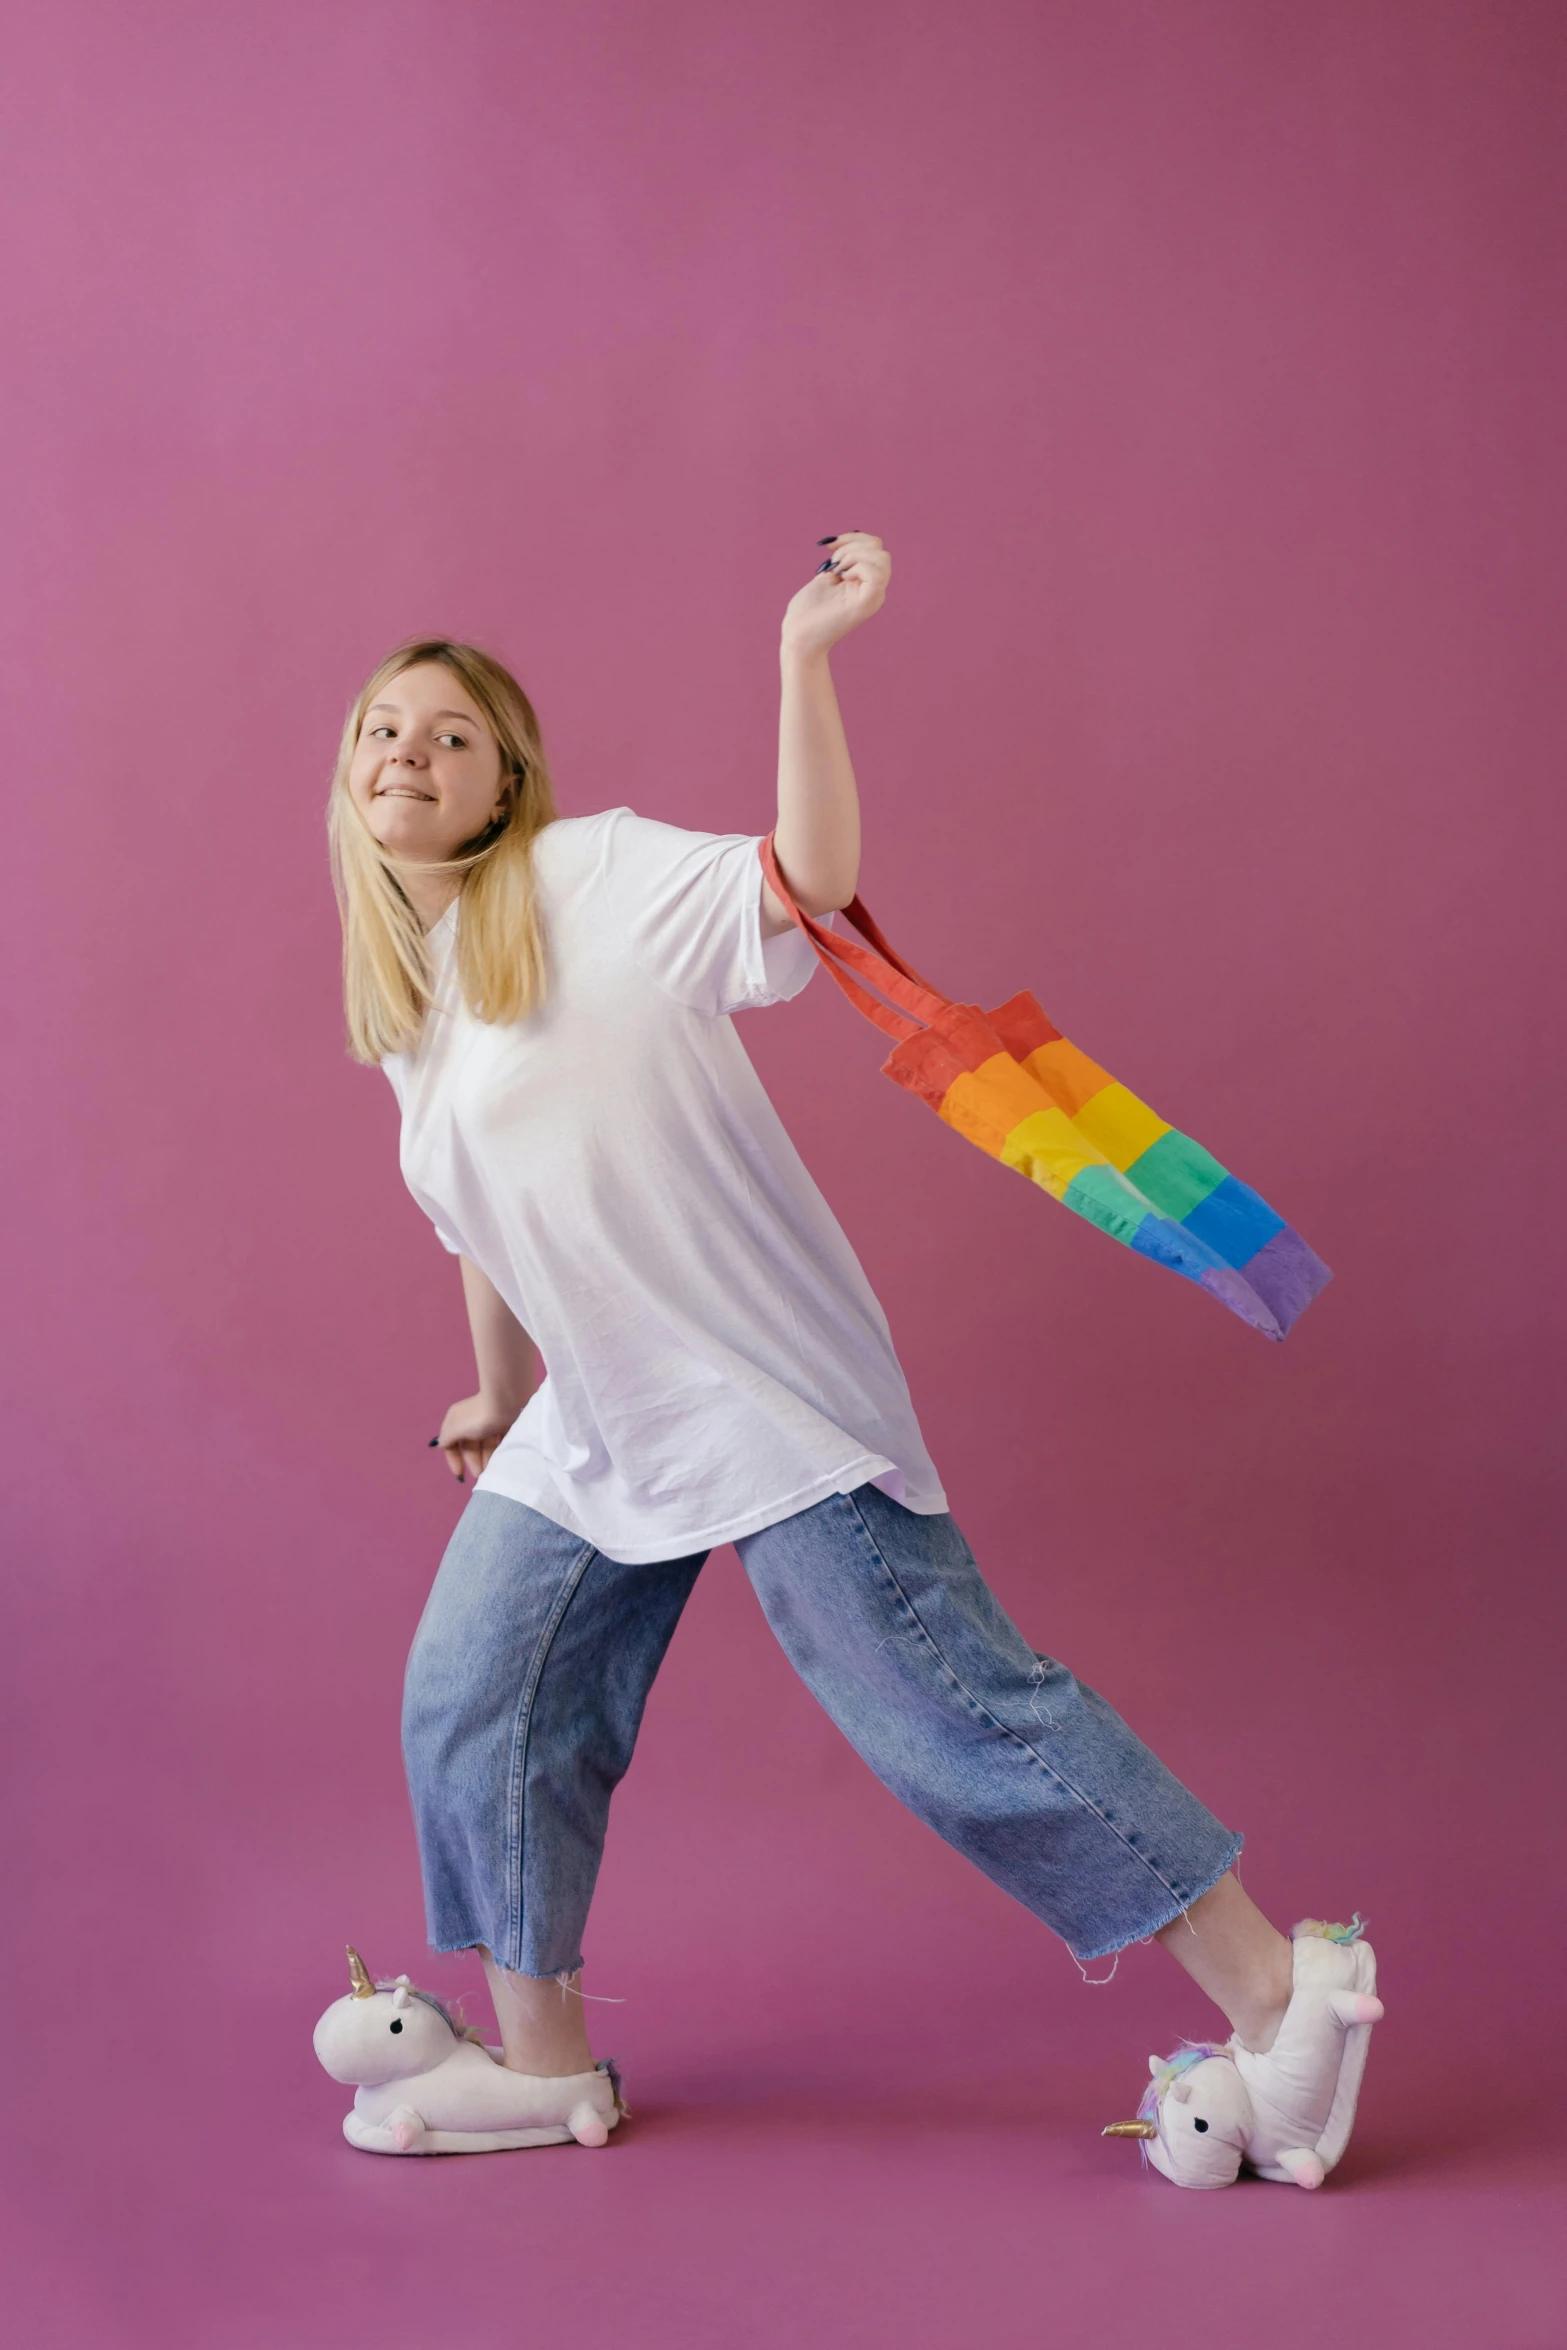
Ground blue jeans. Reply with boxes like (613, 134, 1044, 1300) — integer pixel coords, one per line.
(401, 1482, 1243, 1973)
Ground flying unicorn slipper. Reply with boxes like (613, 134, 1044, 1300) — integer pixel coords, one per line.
(1103, 1918, 1382, 2188)
(313, 1947, 626, 2155)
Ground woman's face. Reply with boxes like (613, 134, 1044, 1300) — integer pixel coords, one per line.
(347, 663, 507, 862)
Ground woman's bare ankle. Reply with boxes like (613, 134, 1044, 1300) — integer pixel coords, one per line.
(1225, 1952, 1294, 2054)
(478, 1951, 597, 2076)
(1152, 1871, 1293, 2053)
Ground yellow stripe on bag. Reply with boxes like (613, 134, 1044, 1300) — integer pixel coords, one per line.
(1071, 1082, 1171, 1171)
(998, 1106, 1105, 1199)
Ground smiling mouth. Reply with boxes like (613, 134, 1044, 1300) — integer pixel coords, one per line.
(376, 784, 436, 801)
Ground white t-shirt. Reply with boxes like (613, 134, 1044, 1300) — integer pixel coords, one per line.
(380, 807, 948, 1563)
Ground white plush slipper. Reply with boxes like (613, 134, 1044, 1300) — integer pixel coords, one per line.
(1232, 1918, 1381, 2184)
(313, 1948, 628, 2156)
(1102, 1916, 1382, 2190)
(340, 2055, 625, 2156)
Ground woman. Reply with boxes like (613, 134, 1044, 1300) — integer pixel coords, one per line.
(326, 533, 1377, 2183)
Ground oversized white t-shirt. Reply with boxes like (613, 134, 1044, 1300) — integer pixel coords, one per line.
(380, 807, 948, 1562)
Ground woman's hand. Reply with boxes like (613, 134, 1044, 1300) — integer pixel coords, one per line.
(780, 532, 891, 659)
(433, 1392, 520, 1484)
(440, 1257, 536, 1482)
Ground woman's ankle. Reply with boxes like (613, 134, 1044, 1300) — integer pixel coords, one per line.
(1152, 1872, 1294, 2051)
(1225, 1960, 1293, 2054)
(479, 1952, 597, 2077)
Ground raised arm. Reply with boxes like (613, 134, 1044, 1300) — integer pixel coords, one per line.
(433, 1256, 538, 1484)
(761, 531, 891, 936)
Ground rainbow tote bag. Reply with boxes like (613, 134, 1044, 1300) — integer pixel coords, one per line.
(759, 833, 1331, 1342)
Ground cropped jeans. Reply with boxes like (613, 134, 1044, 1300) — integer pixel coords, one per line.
(401, 1482, 1243, 1976)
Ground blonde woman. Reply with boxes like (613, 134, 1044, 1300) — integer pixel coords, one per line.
(326, 534, 1377, 2183)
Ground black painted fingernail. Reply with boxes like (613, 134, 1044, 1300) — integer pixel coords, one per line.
(428, 1437, 440, 1446)
(815, 558, 834, 572)
(816, 536, 838, 546)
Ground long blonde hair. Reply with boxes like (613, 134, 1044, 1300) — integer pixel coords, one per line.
(326, 637, 559, 1063)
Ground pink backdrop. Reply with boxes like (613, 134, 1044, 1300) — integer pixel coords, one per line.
(4, 3, 1563, 2343)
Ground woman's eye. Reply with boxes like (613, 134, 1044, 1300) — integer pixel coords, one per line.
(365, 725, 466, 746)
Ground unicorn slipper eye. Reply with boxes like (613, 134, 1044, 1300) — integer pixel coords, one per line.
(1193, 2117, 1209, 2133)
(389, 2018, 403, 2034)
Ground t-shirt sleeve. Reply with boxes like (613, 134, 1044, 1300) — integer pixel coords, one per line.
(597, 806, 832, 1018)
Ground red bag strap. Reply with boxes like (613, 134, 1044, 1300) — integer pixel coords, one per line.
(758, 832, 953, 1043)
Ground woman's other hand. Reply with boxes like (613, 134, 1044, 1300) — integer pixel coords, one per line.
(442, 1257, 536, 1481)
(433, 1392, 519, 1483)
(781, 532, 891, 658)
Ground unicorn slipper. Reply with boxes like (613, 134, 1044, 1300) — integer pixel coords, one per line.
(1102, 1916, 1382, 2190)
(313, 1946, 627, 2155)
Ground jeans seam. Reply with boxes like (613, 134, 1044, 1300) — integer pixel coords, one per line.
(502, 1536, 601, 1970)
(841, 1490, 1195, 1926)
(1070, 1832, 1245, 1965)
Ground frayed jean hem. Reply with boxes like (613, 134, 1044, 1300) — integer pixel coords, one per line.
(429, 1935, 587, 1980)
(1067, 1830, 1246, 1966)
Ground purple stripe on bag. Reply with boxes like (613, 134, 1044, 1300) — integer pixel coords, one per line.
(1240, 1224, 1334, 1333)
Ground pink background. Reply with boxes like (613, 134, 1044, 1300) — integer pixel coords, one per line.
(4, 3, 1563, 2343)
